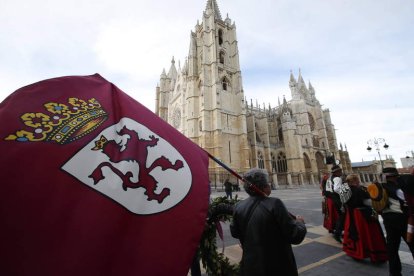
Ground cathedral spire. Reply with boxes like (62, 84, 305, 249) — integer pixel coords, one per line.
(161, 68, 167, 78)
(189, 33, 196, 58)
(289, 70, 296, 83)
(225, 13, 231, 25)
(281, 95, 291, 119)
(308, 81, 314, 90)
(298, 68, 305, 85)
(182, 57, 188, 74)
(188, 32, 197, 77)
(205, 0, 222, 20)
(308, 81, 315, 94)
(167, 56, 177, 80)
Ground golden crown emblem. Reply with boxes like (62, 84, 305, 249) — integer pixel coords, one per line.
(5, 97, 108, 144)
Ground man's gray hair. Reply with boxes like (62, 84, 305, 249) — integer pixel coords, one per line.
(243, 168, 269, 195)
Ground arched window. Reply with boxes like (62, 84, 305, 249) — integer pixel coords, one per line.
(303, 153, 311, 171)
(218, 29, 223, 45)
(271, 153, 277, 172)
(198, 81, 203, 96)
(199, 120, 202, 131)
(256, 132, 262, 143)
(308, 112, 315, 131)
(313, 136, 320, 147)
(277, 152, 287, 172)
(222, 77, 229, 91)
(278, 127, 284, 143)
(219, 51, 225, 64)
(258, 151, 265, 169)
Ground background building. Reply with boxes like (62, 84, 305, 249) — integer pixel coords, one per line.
(155, 0, 351, 187)
(401, 151, 414, 169)
(351, 158, 396, 184)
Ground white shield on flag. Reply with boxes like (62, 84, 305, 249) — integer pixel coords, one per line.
(62, 117, 192, 215)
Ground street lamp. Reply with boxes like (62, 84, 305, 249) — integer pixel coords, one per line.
(367, 138, 389, 170)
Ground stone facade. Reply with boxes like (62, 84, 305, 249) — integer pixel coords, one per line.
(155, 0, 351, 187)
(352, 158, 396, 184)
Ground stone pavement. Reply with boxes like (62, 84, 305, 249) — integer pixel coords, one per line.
(218, 224, 414, 276)
(190, 187, 414, 275)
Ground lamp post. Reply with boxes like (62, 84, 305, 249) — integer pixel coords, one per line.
(366, 138, 389, 170)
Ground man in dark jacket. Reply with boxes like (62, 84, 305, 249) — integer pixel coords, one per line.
(381, 167, 414, 276)
(230, 168, 307, 276)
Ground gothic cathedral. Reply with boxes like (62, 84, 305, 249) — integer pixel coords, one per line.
(155, 0, 351, 187)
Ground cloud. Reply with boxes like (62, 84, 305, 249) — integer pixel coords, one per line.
(1, 0, 413, 168)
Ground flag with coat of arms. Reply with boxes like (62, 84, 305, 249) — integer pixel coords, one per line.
(0, 74, 210, 276)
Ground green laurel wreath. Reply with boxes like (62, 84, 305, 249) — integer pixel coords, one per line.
(198, 196, 240, 276)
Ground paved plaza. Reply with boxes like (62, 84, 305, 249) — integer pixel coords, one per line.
(192, 186, 414, 275)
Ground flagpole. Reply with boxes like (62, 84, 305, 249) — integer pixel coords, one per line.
(206, 151, 297, 219)
(205, 151, 267, 198)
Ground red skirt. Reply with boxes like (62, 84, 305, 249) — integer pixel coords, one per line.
(323, 197, 339, 233)
(342, 207, 388, 262)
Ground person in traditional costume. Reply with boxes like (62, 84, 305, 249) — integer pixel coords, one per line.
(321, 165, 344, 242)
(342, 174, 388, 263)
(321, 172, 339, 234)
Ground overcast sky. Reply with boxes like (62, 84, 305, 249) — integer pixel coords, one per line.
(1, 0, 413, 168)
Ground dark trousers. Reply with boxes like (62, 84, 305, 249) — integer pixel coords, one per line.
(333, 197, 344, 238)
(382, 212, 414, 276)
(335, 209, 345, 238)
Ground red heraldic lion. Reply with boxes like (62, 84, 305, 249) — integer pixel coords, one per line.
(0, 74, 210, 276)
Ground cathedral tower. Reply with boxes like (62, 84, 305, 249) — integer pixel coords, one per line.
(155, 0, 250, 174)
(155, 1, 352, 186)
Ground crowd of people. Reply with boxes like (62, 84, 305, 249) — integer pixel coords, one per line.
(321, 165, 414, 276)
(195, 165, 414, 276)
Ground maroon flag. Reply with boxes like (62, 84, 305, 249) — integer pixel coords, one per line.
(0, 74, 210, 276)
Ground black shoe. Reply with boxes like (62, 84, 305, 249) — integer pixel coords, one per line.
(334, 235, 342, 243)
